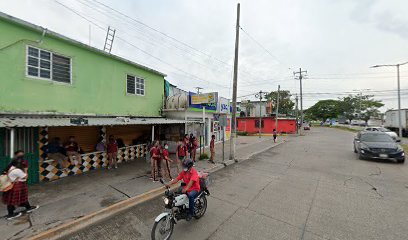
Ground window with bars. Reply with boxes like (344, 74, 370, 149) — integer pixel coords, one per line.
(26, 46, 71, 84)
(126, 74, 145, 96)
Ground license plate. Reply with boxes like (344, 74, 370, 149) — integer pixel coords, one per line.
(379, 154, 388, 158)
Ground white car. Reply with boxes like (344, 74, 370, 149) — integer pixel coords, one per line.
(363, 127, 399, 141)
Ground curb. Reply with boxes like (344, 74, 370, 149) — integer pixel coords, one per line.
(29, 139, 287, 240)
(236, 140, 286, 162)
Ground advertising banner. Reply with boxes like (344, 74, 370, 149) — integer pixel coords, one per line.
(191, 92, 218, 104)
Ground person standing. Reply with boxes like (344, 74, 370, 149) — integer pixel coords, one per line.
(161, 143, 173, 181)
(273, 129, 277, 143)
(191, 136, 198, 162)
(64, 136, 82, 165)
(150, 141, 161, 182)
(210, 135, 215, 164)
(2, 158, 39, 220)
(13, 150, 28, 175)
(175, 140, 187, 172)
(107, 135, 118, 169)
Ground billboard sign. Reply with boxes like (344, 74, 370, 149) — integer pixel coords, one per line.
(191, 92, 218, 105)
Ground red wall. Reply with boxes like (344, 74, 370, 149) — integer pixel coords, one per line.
(237, 117, 296, 134)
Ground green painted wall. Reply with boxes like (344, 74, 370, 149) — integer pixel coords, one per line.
(0, 17, 164, 117)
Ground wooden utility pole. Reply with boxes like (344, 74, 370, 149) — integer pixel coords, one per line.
(275, 85, 280, 132)
(294, 68, 307, 135)
(230, 3, 240, 161)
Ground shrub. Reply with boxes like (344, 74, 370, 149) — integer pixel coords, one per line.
(199, 153, 209, 160)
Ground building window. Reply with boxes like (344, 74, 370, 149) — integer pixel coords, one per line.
(126, 74, 145, 96)
(255, 120, 264, 128)
(26, 46, 71, 84)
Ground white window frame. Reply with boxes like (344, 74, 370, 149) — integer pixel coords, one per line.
(126, 74, 145, 96)
(25, 45, 72, 84)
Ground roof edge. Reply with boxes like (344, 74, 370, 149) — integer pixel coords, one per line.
(0, 11, 167, 77)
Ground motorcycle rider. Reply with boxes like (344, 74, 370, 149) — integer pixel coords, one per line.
(165, 159, 200, 221)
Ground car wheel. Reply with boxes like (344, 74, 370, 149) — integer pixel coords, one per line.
(354, 146, 358, 153)
(358, 154, 365, 160)
(398, 158, 405, 164)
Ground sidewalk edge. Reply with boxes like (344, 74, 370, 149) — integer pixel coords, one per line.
(29, 140, 287, 240)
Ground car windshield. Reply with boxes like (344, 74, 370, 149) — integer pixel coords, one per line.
(377, 127, 391, 132)
(360, 133, 393, 142)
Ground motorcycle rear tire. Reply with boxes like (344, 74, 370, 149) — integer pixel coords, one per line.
(194, 195, 208, 219)
(151, 215, 174, 240)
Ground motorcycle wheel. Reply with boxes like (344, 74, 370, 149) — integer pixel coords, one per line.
(151, 215, 174, 240)
(194, 195, 207, 219)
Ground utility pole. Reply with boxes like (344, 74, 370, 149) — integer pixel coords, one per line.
(275, 85, 280, 132)
(295, 94, 299, 134)
(371, 61, 408, 137)
(230, 3, 240, 161)
(195, 87, 203, 94)
(294, 68, 307, 135)
(255, 90, 268, 138)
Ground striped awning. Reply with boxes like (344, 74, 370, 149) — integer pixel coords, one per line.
(0, 116, 197, 128)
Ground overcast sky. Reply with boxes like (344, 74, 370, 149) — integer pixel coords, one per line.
(1, 0, 408, 110)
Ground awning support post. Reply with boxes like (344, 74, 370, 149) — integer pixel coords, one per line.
(10, 128, 15, 158)
(151, 125, 155, 142)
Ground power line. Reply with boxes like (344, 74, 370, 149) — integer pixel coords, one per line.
(239, 25, 283, 65)
(54, 0, 231, 90)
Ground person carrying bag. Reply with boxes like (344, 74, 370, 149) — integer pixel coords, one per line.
(2, 158, 39, 220)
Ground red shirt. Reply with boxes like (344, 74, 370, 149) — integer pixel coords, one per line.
(210, 139, 215, 149)
(151, 146, 161, 160)
(177, 145, 187, 157)
(176, 168, 200, 193)
(107, 141, 118, 153)
(162, 149, 170, 161)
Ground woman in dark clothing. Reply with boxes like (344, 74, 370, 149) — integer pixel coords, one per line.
(2, 158, 39, 220)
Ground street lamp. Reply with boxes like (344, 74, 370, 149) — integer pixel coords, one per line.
(371, 61, 408, 137)
(255, 90, 269, 138)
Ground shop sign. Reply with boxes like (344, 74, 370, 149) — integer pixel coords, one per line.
(191, 92, 218, 104)
(219, 115, 228, 127)
(217, 97, 230, 114)
(70, 117, 88, 125)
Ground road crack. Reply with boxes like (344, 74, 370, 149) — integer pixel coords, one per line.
(344, 177, 353, 186)
(300, 178, 320, 240)
(108, 184, 131, 198)
(357, 177, 383, 198)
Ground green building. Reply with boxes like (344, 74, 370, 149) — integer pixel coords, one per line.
(0, 12, 187, 183)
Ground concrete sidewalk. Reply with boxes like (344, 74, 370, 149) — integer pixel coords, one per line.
(0, 135, 287, 240)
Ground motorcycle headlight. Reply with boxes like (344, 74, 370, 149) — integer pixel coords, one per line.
(164, 197, 170, 205)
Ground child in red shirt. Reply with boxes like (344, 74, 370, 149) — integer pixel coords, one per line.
(161, 143, 173, 180)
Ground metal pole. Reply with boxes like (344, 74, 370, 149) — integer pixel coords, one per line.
(295, 94, 299, 134)
(222, 126, 225, 163)
(275, 85, 280, 132)
(10, 128, 15, 158)
(397, 64, 402, 137)
(151, 125, 155, 142)
(299, 68, 304, 136)
(230, 3, 240, 161)
(259, 93, 262, 138)
(203, 106, 206, 152)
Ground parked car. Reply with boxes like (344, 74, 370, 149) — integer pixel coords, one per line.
(363, 127, 399, 141)
(353, 132, 405, 163)
(303, 122, 311, 130)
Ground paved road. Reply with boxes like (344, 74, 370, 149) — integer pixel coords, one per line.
(65, 128, 408, 240)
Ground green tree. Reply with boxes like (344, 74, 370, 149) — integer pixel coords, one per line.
(266, 90, 295, 115)
(338, 94, 384, 123)
(306, 99, 342, 121)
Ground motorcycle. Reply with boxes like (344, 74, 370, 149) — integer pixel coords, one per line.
(151, 177, 210, 240)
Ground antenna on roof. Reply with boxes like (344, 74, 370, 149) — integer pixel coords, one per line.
(103, 26, 116, 53)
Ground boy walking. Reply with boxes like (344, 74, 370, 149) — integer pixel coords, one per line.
(210, 135, 215, 164)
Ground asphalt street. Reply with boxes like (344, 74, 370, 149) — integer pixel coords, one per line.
(64, 128, 408, 240)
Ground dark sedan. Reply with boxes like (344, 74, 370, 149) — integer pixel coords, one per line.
(353, 132, 405, 163)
